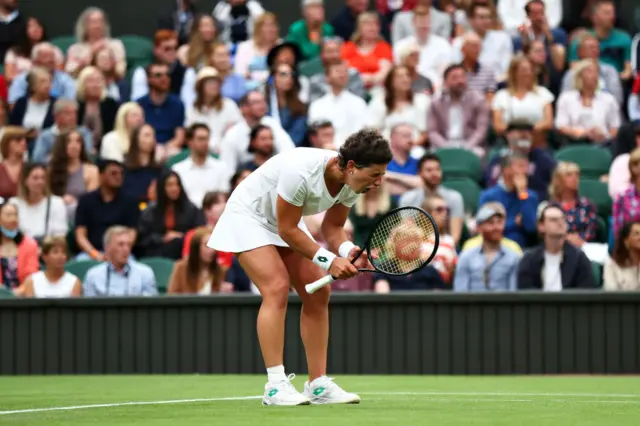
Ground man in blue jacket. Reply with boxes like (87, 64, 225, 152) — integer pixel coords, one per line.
(479, 153, 538, 247)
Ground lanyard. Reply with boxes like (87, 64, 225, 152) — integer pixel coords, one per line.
(105, 266, 130, 296)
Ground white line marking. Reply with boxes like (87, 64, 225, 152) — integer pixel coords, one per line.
(359, 391, 640, 398)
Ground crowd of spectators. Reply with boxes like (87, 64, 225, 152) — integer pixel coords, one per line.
(1, 0, 640, 298)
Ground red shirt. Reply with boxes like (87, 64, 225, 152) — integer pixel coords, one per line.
(632, 75, 640, 94)
(341, 41, 393, 75)
(0, 74, 7, 102)
(182, 229, 234, 269)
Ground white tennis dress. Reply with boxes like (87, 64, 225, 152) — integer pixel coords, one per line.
(208, 148, 359, 253)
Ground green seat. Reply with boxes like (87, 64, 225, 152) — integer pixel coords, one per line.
(64, 260, 101, 281)
(591, 262, 602, 287)
(139, 257, 175, 294)
(595, 215, 607, 243)
(0, 286, 15, 298)
(555, 145, 612, 179)
(579, 179, 612, 217)
(50, 35, 76, 54)
(165, 150, 219, 168)
(435, 148, 482, 181)
(442, 177, 482, 214)
(118, 35, 154, 72)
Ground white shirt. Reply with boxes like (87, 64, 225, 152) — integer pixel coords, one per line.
(184, 98, 243, 154)
(226, 148, 359, 234)
(543, 251, 563, 292)
(172, 156, 232, 208)
(31, 271, 78, 298)
(452, 30, 513, 77)
(367, 93, 431, 138)
(22, 99, 50, 130)
(8, 196, 68, 239)
(394, 35, 455, 82)
(308, 90, 369, 148)
(492, 87, 555, 124)
(100, 130, 127, 162)
(498, 0, 563, 33)
(448, 104, 464, 141)
(218, 116, 295, 172)
(555, 90, 621, 138)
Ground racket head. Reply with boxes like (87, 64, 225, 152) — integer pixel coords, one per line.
(363, 206, 440, 276)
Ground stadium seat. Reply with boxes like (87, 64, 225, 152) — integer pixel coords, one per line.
(554, 145, 612, 180)
(591, 262, 602, 287)
(64, 259, 101, 281)
(442, 177, 481, 214)
(139, 257, 175, 294)
(118, 35, 154, 72)
(595, 215, 608, 244)
(165, 150, 219, 168)
(50, 35, 76, 54)
(435, 148, 482, 181)
(0, 286, 15, 298)
(579, 179, 612, 217)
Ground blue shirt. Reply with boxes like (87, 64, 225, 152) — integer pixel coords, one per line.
(387, 156, 419, 175)
(32, 125, 94, 163)
(83, 261, 157, 297)
(221, 73, 249, 103)
(8, 70, 76, 104)
(568, 29, 632, 73)
(512, 28, 568, 67)
(137, 94, 185, 144)
(453, 244, 521, 292)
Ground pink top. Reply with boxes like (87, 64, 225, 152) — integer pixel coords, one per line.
(608, 153, 631, 199)
(65, 38, 127, 77)
(4, 46, 64, 80)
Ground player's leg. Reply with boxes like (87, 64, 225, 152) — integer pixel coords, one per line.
(279, 247, 361, 405)
(237, 246, 310, 406)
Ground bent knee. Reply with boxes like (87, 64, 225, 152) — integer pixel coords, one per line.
(302, 285, 330, 310)
(259, 278, 291, 307)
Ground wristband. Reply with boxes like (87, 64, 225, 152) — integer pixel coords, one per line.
(338, 241, 356, 258)
(89, 249, 99, 260)
(312, 247, 337, 271)
(518, 191, 529, 201)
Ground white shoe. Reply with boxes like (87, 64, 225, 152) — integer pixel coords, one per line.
(262, 373, 311, 406)
(303, 376, 361, 404)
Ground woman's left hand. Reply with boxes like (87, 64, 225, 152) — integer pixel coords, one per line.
(348, 246, 374, 270)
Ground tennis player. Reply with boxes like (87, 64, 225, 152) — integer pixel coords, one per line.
(208, 129, 392, 406)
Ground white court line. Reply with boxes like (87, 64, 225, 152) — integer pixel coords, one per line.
(1, 391, 639, 416)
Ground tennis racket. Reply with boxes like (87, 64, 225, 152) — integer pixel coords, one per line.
(305, 206, 440, 294)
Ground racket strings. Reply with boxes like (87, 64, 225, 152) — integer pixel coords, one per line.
(368, 208, 437, 275)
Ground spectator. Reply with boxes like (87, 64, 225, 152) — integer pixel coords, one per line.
(265, 42, 308, 102)
(219, 91, 294, 171)
(264, 63, 308, 146)
(613, 148, 640, 236)
(131, 30, 186, 101)
(173, 123, 232, 207)
(391, 0, 452, 43)
(241, 124, 275, 171)
(0, 79, 6, 104)
(233, 12, 279, 85)
(428, 63, 489, 158)
(122, 124, 163, 205)
(184, 67, 242, 154)
(308, 60, 369, 148)
(287, 0, 334, 62)
(492, 55, 554, 148)
(177, 14, 218, 70)
(0, 0, 25, 63)
(341, 12, 393, 94)
(18, 236, 81, 298)
(99, 102, 145, 162)
(368, 65, 430, 141)
(523, 39, 558, 95)
(157, 0, 198, 46)
(454, 202, 520, 291)
(137, 63, 186, 152)
(136, 170, 204, 259)
(479, 152, 538, 247)
(168, 226, 233, 294)
(548, 162, 598, 248)
(604, 221, 640, 291)
(349, 182, 395, 246)
(518, 203, 596, 290)
(459, 32, 497, 100)
(453, 0, 502, 37)
(561, 33, 623, 106)
(0, 126, 26, 201)
(91, 46, 127, 102)
(213, 0, 265, 45)
(182, 191, 229, 257)
(331, 0, 390, 42)
(306, 37, 366, 103)
(395, 41, 433, 94)
(229, 168, 252, 194)
(48, 129, 99, 223)
(74, 160, 140, 261)
(31, 99, 93, 163)
(381, 123, 421, 198)
(65, 7, 126, 78)
(306, 120, 336, 149)
(608, 125, 640, 198)
(8, 163, 67, 242)
(76, 66, 118, 147)
(399, 153, 465, 245)
(630, 75, 640, 122)
(484, 122, 555, 202)
(393, 5, 454, 86)
(0, 202, 39, 292)
(83, 226, 157, 297)
(422, 194, 458, 285)
(556, 60, 620, 146)
(9, 67, 55, 143)
(4, 17, 63, 83)
(8, 42, 75, 105)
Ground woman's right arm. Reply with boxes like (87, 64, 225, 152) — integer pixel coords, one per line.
(603, 260, 619, 291)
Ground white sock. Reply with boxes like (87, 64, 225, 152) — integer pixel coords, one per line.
(266, 365, 287, 383)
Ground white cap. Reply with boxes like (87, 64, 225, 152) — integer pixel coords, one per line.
(302, 0, 323, 6)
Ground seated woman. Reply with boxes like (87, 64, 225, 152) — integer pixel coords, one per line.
(0, 202, 39, 293)
(264, 63, 308, 146)
(555, 59, 620, 147)
(0, 127, 27, 201)
(48, 129, 100, 223)
(9, 163, 67, 243)
(608, 125, 640, 198)
(349, 181, 396, 247)
(396, 42, 433, 95)
(76, 66, 119, 146)
(177, 14, 219, 70)
(100, 102, 145, 162)
(182, 191, 228, 257)
(168, 226, 234, 294)
(241, 124, 275, 171)
(92, 45, 126, 101)
(422, 194, 458, 287)
(123, 124, 163, 206)
(234, 12, 280, 86)
(136, 170, 204, 259)
(229, 168, 252, 194)
(548, 162, 597, 248)
(604, 221, 640, 291)
(9, 67, 55, 143)
(613, 148, 640, 237)
(19, 236, 82, 298)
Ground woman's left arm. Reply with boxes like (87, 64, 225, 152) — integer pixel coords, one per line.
(534, 103, 554, 131)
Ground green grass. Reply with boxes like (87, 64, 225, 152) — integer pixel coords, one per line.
(0, 376, 639, 425)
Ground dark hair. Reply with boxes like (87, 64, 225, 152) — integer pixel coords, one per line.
(612, 222, 640, 266)
(146, 62, 169, 76)
(98, 159, 124, 174)
(384, 66, 413, 111)
(49, 130, 90, 196)
(238, 90, 262, 107)
(19, 162, 48, 199)
(154, 170, 190, 229)
(202, 191, 227, 211)
(266, 63, 307, 117)
(337, 129, 392, 169)
(0, 202, 23, 244)
(249, 124, 271, 144)
(538, 202, 564, 223)
(230, 168, 252, 193)
(469, 1, 491, 17)
(124, 124, 159, 170)
(443, 63, 465, 80)
(13, 17, 48, 58)
(186, 123, 210, 140)
(592, 0, 614, 15)
(186, 226, 220, 292)
(325, 59, 346, 76)
(417, 153, 441, 171)
(501, 152, 529, 169)
(524, 0, 545, 13)
(308, 120, 333, 136)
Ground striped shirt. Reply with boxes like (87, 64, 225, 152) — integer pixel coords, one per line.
(464, 63, 497, 95)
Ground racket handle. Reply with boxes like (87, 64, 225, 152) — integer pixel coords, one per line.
(305, 275, 336, 294)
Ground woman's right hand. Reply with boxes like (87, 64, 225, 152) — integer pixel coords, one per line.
(163, 231, 184, 242)
(328, 257, 359, 280)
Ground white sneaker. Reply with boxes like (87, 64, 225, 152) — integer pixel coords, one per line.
(303, 376, 361, 404)
(262, 373, 311, 406)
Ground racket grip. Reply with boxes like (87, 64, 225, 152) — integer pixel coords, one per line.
(305, 275, 336, 294)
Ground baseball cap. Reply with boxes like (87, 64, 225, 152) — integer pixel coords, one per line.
(475, 203, 506, 224)
(302, 0, 323, 6)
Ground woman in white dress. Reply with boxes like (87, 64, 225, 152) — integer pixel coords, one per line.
(208, 129, 392, 406)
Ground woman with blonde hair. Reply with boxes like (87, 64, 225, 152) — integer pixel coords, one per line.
(234, 12, 280, 84)
(65, 7, 126, 78)
(548, 161, 597, 247)
(177, 14, 219, 70)
(99, 102, 145, 162)
(76, 66, 118, 146)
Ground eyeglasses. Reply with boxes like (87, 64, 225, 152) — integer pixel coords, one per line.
(151, 72, 169, 78)
(277, 71, 293, 78)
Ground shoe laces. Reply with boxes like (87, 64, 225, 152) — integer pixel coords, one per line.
(313, 376, 346, 394)
(278, 373, 300, 395)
